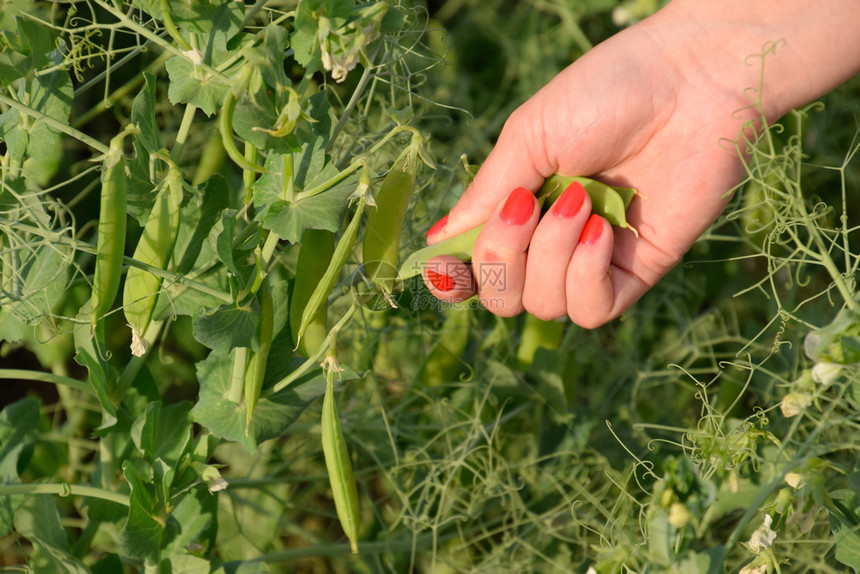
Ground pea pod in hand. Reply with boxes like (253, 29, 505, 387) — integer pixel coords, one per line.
(400, 175, 638, 279)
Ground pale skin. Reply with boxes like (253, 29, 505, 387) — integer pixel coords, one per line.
(423, 0, 860, 328)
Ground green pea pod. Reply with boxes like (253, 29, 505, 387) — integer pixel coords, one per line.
(91, 135, 128, 326)
(123, 166, 183, 356)
(416, 304, 471, 386)
(362, 143, 419, 296)
(296, 199, 365, 351)
(246, 280, 274, 429)
(321, 365, 360, 554)
(399, 175, 638, 278)
(538, 175, 637, 234)
(516, 313, 565, 369)
(290, 229, 336, 357)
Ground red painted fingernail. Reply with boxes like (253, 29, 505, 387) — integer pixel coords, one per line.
(553, 181, 586, 218)
(426, 215, 448, 240)
(426, 269, 455, 292)
(580, 214, 603, 245)
(500, 187, 535, 225)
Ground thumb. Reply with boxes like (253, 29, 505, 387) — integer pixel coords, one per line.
(427, 103, 548, 244)
(426, 68, 612, 245)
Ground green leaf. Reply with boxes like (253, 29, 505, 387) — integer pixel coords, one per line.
(119, 460, 165, 561)
(0, 228, 70, 333)
(217, 562, 272, 574)
(176, 175, 231, 274)
(232, 84, 301, 154)
(130, 401, 194, 468)
(0, 45, 72, 162)
(0, 397, 41, 536)
(253, 151, 353, 243)
(192, 300, 260, 353)
(73, 316, 118, 430)
(209, 208, 254, 281)
(132, 72, 163, 154)
(191, 347, 358, 452)
(164, 554, 212, 574)
(824, 489, 860, 571)
(126, 140, 158, 224)
(166, 56, 228, 117)
(163, 487, 218, 556)
(14, 495, 89, 574)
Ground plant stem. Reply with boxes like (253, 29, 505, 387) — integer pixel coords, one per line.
(0, 483, 129, 507)
(0, 369, 95, 397)
(326, 48, 378, 156)
(159, 0, 192, 51)
(0, 219, 233, 303)
(171, 104, 198, 163)
(228, 347, 248, 404)
(0, 94, 110, 156)
(273, 303, 358, 393)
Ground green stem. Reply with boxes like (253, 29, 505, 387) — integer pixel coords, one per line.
(227, 347, 248, 404)
(171, 104, 198, 163)
(94, 0, 224, 80)
(0, 219, 233, 303)
(272, 304, 358, 393)
(0, 369, 95, 397)
(159, 0, 193, 51)
(326, 48, 378, 156)
(0, 94, 110, 156)
(243, 142, 259, 204)
(297, 125, 421, 201)
(0, 483, 129, 507)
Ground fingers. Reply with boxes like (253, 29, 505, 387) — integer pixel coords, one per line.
(471, 187, 540, 316)
(521, 181, 591, 320)
(426, 106, 549, 245)
(422, 255, 476, 303)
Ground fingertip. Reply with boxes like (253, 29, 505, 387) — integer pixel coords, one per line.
(422, 255, 476, 303)
(425, 214, 448, 245)
(579, 213, 607, 246)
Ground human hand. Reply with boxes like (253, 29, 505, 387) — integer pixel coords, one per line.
(422, 0, 860, 328)
(423, 21, 754, 326)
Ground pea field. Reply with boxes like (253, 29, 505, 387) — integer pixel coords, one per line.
(1, 1, 859, 572)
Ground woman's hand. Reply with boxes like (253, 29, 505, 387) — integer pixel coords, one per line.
(423, 0, 860, 328)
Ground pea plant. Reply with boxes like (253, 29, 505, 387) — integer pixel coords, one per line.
(2, 0, 860, 572)
(0, 0, 443, 569)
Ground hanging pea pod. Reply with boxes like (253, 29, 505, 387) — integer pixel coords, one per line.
(320, 350, 360, 554)
(416, 304, 471, 387)
(362, 141, 420, 297)
(123, 166, 183, 356)
(90, 134, 128, 326)
(290, 229, 336, 357)
(399, 175, 638, 279)
(295, 199, 366, 352)
(245, 280, 274, 430)
(516, 313, 565, 369)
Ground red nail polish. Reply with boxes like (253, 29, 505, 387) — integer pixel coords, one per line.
(426, 269, 455, 291)
(426, 215, 448, 240)
(500, 187, 535, 225)
(580, 214, 603, 245)
(553, 181, 586, 218)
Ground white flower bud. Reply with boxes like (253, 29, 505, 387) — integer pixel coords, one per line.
(811, 362, 841, 386)
(780, 392, 811, 418)
(748, 514, 777, 554)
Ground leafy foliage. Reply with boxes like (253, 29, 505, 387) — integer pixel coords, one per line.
(1, 0, 859, 572)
